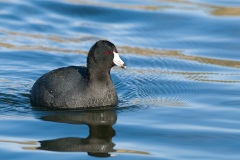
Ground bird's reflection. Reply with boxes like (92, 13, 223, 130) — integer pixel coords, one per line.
(38, 109, 117, 157)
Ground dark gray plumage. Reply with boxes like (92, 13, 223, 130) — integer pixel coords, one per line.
(30, 40, 126, 109)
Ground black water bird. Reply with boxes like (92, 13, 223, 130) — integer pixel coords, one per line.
(30, 40, 126, 109)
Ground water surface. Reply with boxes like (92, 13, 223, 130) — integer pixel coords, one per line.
(0, 0, 240, 159)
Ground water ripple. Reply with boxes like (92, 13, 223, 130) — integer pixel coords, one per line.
(0, 0, 240, 159)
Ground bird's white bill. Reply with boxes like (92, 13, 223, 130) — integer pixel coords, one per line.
(113, 52, 126, 68)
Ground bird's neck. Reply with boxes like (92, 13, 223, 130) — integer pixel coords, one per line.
(87, 67, 112, 84)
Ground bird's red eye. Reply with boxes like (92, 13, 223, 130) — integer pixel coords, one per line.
(105, 51, 110, 55)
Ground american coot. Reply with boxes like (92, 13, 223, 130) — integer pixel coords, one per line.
(30, 40, 126, 109)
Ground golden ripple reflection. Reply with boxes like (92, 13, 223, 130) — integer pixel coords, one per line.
(64, 0, 240, 16)
(1, 29, 240, 69)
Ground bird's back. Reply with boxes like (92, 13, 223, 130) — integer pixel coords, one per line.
(31, 66, 88, 108)
(30, 66, 118, 109)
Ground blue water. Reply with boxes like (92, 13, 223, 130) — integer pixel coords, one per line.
(0, 0, 240, 159)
